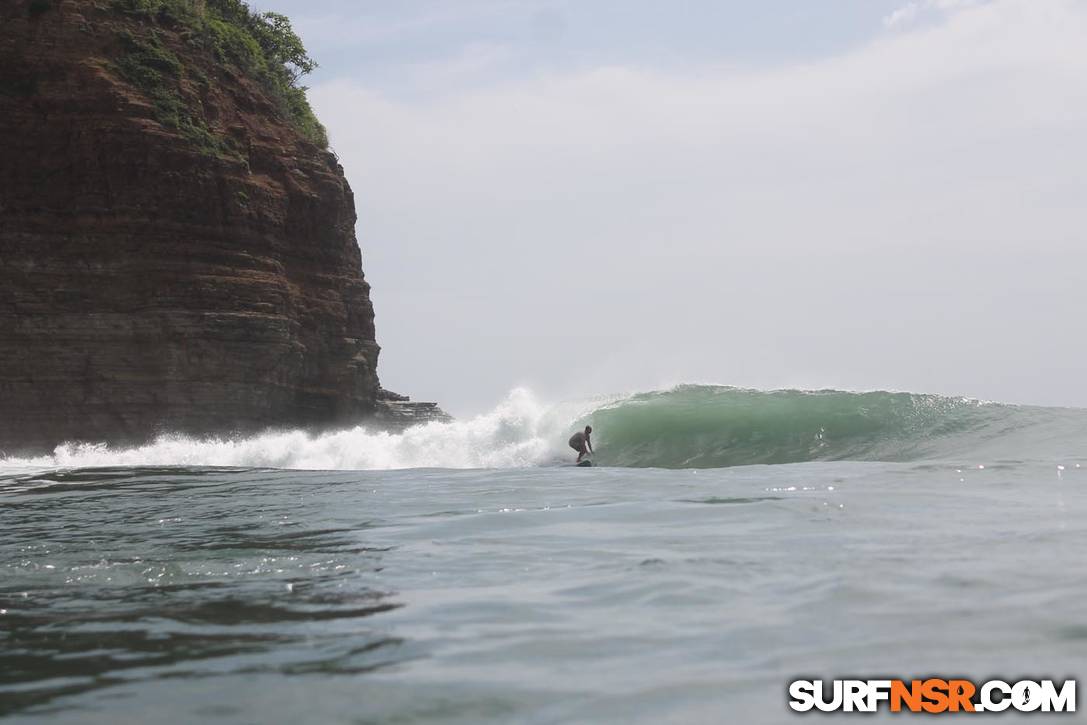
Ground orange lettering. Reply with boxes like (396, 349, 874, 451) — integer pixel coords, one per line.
(921, 679, 950, 713)
(947, 680, 976, 712)
(891, 680, 923, 712)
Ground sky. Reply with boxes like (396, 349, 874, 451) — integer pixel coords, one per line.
(258, 0, 1087, 415)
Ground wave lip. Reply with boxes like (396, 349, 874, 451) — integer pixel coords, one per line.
(2, 385, 1083, 473)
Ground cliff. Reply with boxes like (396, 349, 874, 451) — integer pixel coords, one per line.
(0, 0, 395, 453)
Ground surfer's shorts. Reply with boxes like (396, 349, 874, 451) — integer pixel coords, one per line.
(569, 439, 587, 454)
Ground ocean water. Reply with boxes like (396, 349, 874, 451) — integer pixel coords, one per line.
(1, 386, 1086, 723)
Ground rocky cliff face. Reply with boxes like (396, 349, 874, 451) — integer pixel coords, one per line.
(0, 0, 384, 452)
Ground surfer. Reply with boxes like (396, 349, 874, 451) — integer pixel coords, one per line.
(569, 426, 593, 463)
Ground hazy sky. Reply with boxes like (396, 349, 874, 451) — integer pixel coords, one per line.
(259, 0, 1086, 414)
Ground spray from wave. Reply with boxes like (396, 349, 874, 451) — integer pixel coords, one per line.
(0, 389, 604, 472)
(1, 385, 1084, 472)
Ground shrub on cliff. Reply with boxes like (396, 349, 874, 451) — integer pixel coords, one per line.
(114, 30, 235, 157)
(28, 0, 52, 17)
(111, 0, 328, 149)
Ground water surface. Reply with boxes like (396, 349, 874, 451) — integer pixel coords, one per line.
(3, 458, 1085, 723)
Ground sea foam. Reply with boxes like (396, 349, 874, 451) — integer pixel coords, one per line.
(0, 388, 600, 472)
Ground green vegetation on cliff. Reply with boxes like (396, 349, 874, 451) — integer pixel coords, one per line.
(111, 0, 328, 150)
(28, 0, 52, 18)
(115, 30, 236, 157)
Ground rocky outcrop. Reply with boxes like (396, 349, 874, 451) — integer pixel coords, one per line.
(0, 0, 392, 452)
(375, 390, 453, 431)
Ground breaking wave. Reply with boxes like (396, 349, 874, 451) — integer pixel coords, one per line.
(2, 385, 1085, 472)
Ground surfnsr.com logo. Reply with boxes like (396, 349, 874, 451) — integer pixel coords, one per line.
(788, 679, 1076, 714)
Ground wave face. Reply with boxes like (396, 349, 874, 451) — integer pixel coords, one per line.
(1, 385, 1084, 472)
(584, 385, 1084, 468)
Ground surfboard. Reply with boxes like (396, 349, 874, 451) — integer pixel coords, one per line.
(576, 459, 594, 467)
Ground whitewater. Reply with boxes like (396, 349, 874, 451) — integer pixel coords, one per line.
(3, 385, 1086, 723)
